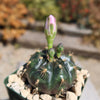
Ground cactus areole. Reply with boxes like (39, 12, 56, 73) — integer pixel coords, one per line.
(24, 15, 78, 95)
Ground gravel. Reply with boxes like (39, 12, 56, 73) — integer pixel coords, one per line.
(0, 43, 100, 99)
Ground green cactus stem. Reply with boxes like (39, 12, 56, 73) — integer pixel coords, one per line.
(56, 43, 64, 58)
(45, 29, 56, 49)
(45, 15, 57, 61)
(48, 48, 55, 62)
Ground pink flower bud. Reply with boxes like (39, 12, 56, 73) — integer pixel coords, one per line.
(45, 15, 57, 35)
(45, 15, 57, 49)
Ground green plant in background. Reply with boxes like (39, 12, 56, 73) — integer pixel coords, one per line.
(56, 0, 90, 25)
(83, 0, 100, 48)
(21, 0, 90, 28)
(21, 0, 61, 21)
(24, 15, 80, 96)
(20, 0, 100, 49)
(77, 0, 90, 28)
(57, 0, 78, 22)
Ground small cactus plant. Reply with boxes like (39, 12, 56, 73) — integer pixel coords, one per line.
(24, 15, 79, 96)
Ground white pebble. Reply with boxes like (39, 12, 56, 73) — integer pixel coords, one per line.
(40, 94, 52, 100)
(87, 73, 90, 78)
(19, 86, 24, 91)
(17, 66, 26, 77)
(13, 87, 20, 94)
(53, 97, 62, 100)
(27, 94, 33, 100)
(66, 91, 77, 100)
(33, 94, 39, 100)
(73, 82, 82, 96)
(18, 66, 24, 71)
(77, 74, 84, 86)
(8, 74, 18, 83)
(76, 69, 89, 85)
(11, 82, 19, 88)
(81, 69, 88, 76)
(11, 83, 20, 94)
(7, 83, 12, 87)
(20, 89, 30, 98)
(16, 77, 24, 86)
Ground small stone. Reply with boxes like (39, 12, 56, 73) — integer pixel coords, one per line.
(7, 83, 12, 87)
(76, 69, 90, 85)
(8, 74, 25, 87)
(20, 89, 30, 98)
(17, 67, 27, 77)
(8, 74, 18, 83)
(86, 73, 90, 78)
(76, 74, 84, 86)
(27, 94, 33, 100)
(11, 83, 20, 94)
(11, 82, 19, 88)
(18, 66, 24, 71)
(15, 77, 24, 86)
(76, 70, 84, 85)
(33, 94, 39, 100)
(52, 97, 62, 100)
(81, 69, 88, 76)
(66, 91, 77, 100)
(40, 94, 52, 100)
(12, 86, 20, 94)
(72, 82, 82, 96)
(81, 69, 90, 79)
(17, 66, 24, 76)
(19, 86, 24, 90)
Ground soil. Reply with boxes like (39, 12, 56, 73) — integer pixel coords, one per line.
(0, 43, 100, 99)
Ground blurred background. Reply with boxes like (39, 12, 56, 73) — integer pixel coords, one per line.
(0, 0, 100, 99)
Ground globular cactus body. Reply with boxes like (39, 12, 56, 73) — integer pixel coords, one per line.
(25, 49, 76, 94)
(24, 15, 78, 95)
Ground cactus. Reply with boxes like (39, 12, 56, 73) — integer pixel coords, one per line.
(24, 15, 79, 95)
